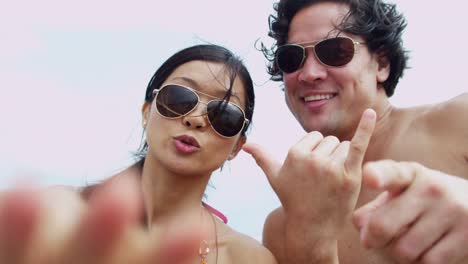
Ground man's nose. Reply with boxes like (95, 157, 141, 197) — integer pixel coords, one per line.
(297, 51, 328, 83)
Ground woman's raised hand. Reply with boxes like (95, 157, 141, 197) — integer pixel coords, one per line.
(0, 177, 202, 264)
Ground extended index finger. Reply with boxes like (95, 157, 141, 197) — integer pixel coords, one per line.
(345, 109, 376, 174)
(362, 160, 421, 193)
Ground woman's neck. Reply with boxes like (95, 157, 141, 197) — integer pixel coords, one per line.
(140, 155, 211, 230)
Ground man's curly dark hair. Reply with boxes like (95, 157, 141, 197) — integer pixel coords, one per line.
(261, 0, 409, 97)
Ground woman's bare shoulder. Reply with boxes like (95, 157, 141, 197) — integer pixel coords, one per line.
(218, 222, 277, 264)
(79, 163, 142, 201)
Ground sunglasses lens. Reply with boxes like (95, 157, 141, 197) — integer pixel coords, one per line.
(276, 45, 305, 73)
(207, 100, 245, 137)
(315, 37, 355, 67)
(156, 85, 198, 117)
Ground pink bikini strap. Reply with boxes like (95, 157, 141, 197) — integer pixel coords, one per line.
(202, 201, 228, 224)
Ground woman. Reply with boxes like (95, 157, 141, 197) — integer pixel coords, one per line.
(0, 44, 277, 264)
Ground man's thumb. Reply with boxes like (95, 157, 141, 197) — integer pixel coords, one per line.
(242, 142, 281, 188)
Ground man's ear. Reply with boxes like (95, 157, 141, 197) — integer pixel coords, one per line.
(227, 136, 246, 160)
(376, 54, 390, 83)
(141, 102, 150, 128)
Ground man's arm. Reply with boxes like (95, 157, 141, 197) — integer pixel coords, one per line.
(263, 207, 338, 264)
(354, 160, 468, 263)
(352, 93, 468, 263)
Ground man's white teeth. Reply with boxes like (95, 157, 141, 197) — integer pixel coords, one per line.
(304, 94, 334, 102)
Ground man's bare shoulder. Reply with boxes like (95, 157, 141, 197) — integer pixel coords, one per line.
(417, 93, 468, 174)
(415, 93, 468, 145)
(262, 207, 286, 262)
(264, 207, 285, 234)
(401, 93, 468, 138)
(423, 93, 468, 124)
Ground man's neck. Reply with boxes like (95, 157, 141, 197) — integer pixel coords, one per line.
(364, 101, 397, 162)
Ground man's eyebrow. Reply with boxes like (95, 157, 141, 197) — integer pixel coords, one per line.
(170, 76, 242, 103)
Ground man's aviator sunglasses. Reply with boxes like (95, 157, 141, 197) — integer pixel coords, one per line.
(275, 36, 365, 73)
(152, 84, 249, 138)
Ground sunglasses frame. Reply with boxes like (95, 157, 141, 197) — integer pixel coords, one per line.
(276, 36, 365, 73)
(152, 84, 249, 138)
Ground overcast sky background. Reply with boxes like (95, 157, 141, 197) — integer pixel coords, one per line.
(1, 1, 467, 240)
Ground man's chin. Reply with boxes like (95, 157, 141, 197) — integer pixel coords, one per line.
(302, 120, 340, 135)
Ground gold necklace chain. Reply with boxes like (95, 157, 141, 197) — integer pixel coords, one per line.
(199, 206, 218, 264)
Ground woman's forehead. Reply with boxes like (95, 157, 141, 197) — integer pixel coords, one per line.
(164, 60, 246, 105)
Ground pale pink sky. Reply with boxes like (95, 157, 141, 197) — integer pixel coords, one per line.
(1, 0, 466, 240)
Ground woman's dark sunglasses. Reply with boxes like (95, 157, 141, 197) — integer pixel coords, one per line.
(152, 84, 249, 138)
(275, 36, 365, 73)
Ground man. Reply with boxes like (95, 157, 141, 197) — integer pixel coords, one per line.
(243, 0, 468, 263)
